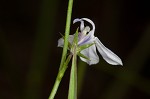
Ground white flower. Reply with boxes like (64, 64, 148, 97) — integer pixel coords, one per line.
(58, 18, 123, 65)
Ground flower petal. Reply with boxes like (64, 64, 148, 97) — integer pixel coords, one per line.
(95, 37, 123, 65)
(80, 44, 99, 65)
(58, 37, 64, 47)
(73, 18, 84, 31)
(78, 34, 95, 45)
(57, 35, 75, 47)
(73, 18, 80, 24)
(73, 18, 95, 40)
(68, 35, 75, 44)
(81, 18, 95, 36)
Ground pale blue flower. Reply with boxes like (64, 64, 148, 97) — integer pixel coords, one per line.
(58, 18, 123, 65)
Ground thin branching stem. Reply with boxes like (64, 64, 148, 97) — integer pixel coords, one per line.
(48, 54, 72, 99)
(48, 0, 74, 98)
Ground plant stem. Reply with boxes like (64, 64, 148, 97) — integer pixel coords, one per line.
(48, 0, 74, 98)
(59, 0, 74, 70)
(48, 54, 72, 99)
(68, 47, 77, 99)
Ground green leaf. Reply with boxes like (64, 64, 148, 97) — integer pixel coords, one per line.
(77, 52, 90, 60)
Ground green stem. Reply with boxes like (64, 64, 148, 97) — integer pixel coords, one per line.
(48, 0, 74, 98)
(68, 48, 77, 99)
(48, 54, 72, 99)
(59, 0, 74, 70)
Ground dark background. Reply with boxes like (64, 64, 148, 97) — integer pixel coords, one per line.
(0, 0, 150, 99)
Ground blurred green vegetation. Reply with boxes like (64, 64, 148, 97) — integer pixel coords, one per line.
(0, 0, 150, 99)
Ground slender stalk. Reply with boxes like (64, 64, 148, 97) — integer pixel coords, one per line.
(48, 0, 74, 98)
(59, 0, 74, 70)
(48, 55, 72, 99)
(68, 47, 77, 99)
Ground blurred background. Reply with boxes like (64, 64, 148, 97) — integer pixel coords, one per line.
(0, 0, 150, 99)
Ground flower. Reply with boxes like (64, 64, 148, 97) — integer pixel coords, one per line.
(58, 18, 123, 65)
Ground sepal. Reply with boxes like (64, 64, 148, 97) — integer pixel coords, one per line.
(72, 28, 79, 47)
(77, 52, 90, 60)
(77, 43, 95, 52)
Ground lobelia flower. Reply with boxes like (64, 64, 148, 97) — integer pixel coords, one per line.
(58, 18, 123, 65)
